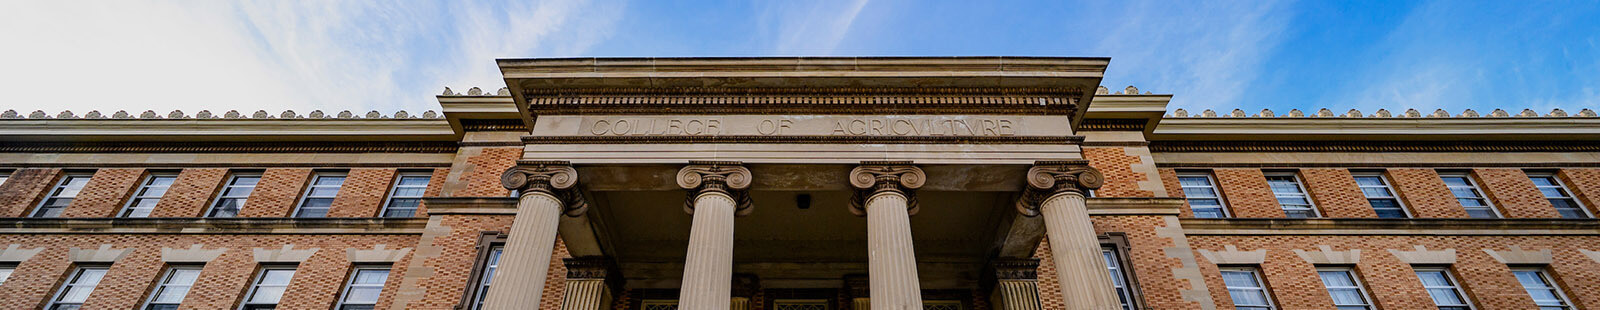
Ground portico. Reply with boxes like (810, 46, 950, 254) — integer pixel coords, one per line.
(482, 57, 1121, 310)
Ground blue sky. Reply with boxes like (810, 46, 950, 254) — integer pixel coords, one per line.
(2, 0, 1597, 114)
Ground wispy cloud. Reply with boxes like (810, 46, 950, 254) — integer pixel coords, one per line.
(0, 0, 622, 114)
(1085, 1, 1294, 111)
(765, 0, 872, 55)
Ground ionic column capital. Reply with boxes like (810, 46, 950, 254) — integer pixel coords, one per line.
(848, 161, 925, 216)
(677, 161, 754, 216)
(501, 160, 587, 217)
(1015, 160, 1103, 217)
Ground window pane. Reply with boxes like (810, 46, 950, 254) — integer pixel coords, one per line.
(398, 176, 430, 186)
(260, 270, 294, 285)
(1319, 271, 1354, 286)
(249, 286, 286, 303)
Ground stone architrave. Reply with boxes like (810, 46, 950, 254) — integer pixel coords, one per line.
(1015, 160, 1117, 310)
(849, 162, 926, 310)
(485, 161, 585, 310)
(675, 162, 753, 310)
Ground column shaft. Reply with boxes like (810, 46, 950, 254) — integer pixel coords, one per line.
(483, 192, 565, 310)
(678, 192, 737, 310)
(991, 280, 1043, 310)
(1039, 192, 1120, 309)
(560, 279, 612, 310)
(866, 192, 924, 310)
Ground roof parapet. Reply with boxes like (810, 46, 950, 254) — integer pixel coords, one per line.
(0, 109, 442, 120)
(1167, 108, 1596, 118)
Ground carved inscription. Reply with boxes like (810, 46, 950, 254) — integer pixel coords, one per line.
(581, 116, 1026, 137)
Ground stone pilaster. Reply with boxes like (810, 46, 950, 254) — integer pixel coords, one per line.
(677, 162, 754, 310)
(486, 161, 585, 310)
(561, 257, 621, 310)
(989, 258, 1043, 310)
(1016, 160, 1117, 310)
(849, 162, 925, 310)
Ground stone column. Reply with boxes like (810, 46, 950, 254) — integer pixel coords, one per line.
(487, 161, 587, 310)
(561, 257, 621, 310)
(988, 258, 1043, 310)
(676, 162, 754, 310)
(849, 162, 926, 310)
(730, 274, 759, 310)
(1016, 160, 1115, 310)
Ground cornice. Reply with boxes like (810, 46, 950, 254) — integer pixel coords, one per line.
(1181, 218, 1600, 236)
(0, 118, 457, 143)
(522, 90, 1080, 116)
(0, 141, 459, 153)
(522, 135, 1085, 145)
(0, 218, 428, 234)
(1150, 117, 1600, 141)
(1149, 141, 1600, 153)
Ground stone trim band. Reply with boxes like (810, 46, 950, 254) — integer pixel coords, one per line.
(523, 135, 1085, 145)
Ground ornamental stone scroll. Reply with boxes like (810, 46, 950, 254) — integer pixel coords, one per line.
(677, 161, 755, 216)
(1015, 160, 1104, 217)
(848, 162, 926, 216)
(501, 160, 588, 217)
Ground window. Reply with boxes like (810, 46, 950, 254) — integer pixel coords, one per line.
(467, 246, 503, 310)
(141, 266, 201, 310)
(1318, 268, 1374, 310)
(1179, 172, 1229, 218)
(1528, 174, 1589, 219)
(33, 173, 92, 218)
(1353, 173, 1409, 218)
(48, 266, 108, 310)
(381, 173, 431, 217)
(1266, 173, 1318, 218)
(0, 263, 14, 285)
(294, 173, 345, 218)
(121, 174, 177, 218)
(1221, 267, 1276, 310)
(1103, 248, 1136, 310)
(336, 266, 390, 310)
(1441, 174, 1499, 218)
(1415, 268, 1473, 310)
(0, 171, 9, 186)
(240, 266, 296, 310)
(208, 174, 260, 218)
(1513, 268, 1573, 310)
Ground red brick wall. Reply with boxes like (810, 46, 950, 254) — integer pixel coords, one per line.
(450, 147, 521, 197)
(1473, 168, 1560, 218)
(414, 168, 450, 217)
(1093, 216, 1204, 310)
(150, 168, 229, 217)
(540, 239, 571, 310)
(0, 168, 62, 217)
(240, 168, 312, 218)
(1157, 168, 1198, 218)
(1213, 169, 1283, 218)
(1191, 235, 1600, 310)
(327, 168, 398, 217)
(0, 234, 419, 309)
(1083, 147, 1155, 198)
(1300, 168, 1376, 218)
(61, 168, 144, 218)
(1034, 237, 1062, 310)
(1557, 168, 1600, 216)
(388, 214, 516, 309)
(1387, 168, 1469, 218)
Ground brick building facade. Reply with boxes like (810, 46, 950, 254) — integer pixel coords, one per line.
(0, 57, 1597, 310)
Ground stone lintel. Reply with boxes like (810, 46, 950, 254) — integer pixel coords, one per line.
(0, 244, 45, 262)
(253, 245, 319, 263)
(1197, 245, 1267, 265)
(1294, 245, 1360, 265)
(161, 244, 228, 263)
(69, 244, 134, 263)
(1484, 246, 1553, 265)
(347, 244, 412, 263)
(1388, 246, 1457, 265)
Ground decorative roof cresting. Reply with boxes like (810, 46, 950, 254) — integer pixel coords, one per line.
(0, 109, 443, 120)
(1165, 108, 1596, 118)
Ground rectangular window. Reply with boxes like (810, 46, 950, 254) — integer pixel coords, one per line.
(1221, 267, 1275, 310)
(294, 173, 346, 218)
(48, 266, 108, 310)
(468, 246, 503, 310)
(121, 174, 178, 218)
(1318, 268, 1374, 310)
(1266, 173, 1318, 218)
(1441, 173, 1499, 218)
(1103, 248, 1136, 310)
(0, 171, 9, 186)
(241, 266, 296, 310)
(208, 174, 260, 218)
(0, 263, 14, 285)
(1354, 173, 1409, 218)
(1179, 172, 1229, 218)
(1529, 174, 1589, 219)
(33, 173, 93, 218)
(1415, 268, 1473, 310)
(141, 266, 202, 310)
(381, 173, 431, 218)
(336, 266, 390, 310)
(1513, 268, 1573, 310)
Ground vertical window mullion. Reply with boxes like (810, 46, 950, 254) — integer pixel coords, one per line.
(336, 266, 390, 310)
(1513, 268, 1574, 310)
(381, 173, 431, 218)
(241, 266, 296, 310)
(208, 174, 260, 218)
(1102, 248, 1136, 310)
(294, 173, 345, 218)
(1354, 173, 1409, 218)
(141, 266, 201, 310)
(1179, 172, 1229, 218)
(1317, 268, 1374, 310)
(33, 174, 92, 218)
(49, 266, 108, 309)
(121, 174, 176, 218)
(1441, 173, 1500, 218)
(470, 246, 503, 310)
(1221, 267, 1276, 310)
(1528, 174, 1590, 219)
(1266, 173, 1318, 218)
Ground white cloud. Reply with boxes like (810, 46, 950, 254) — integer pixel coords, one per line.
(766, 0, 872, 55)
(1087, 1, 1294, 112)
(0, 0, 621, 115)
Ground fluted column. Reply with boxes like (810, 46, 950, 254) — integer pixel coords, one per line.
(487, 161, 587, 310)
(561, 257, 621, 310)
(849, 162, 926, 310)
(677, 162, 754, 310)
(989, 259, 1043, 310)
(1017, 160, 1115, 310)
